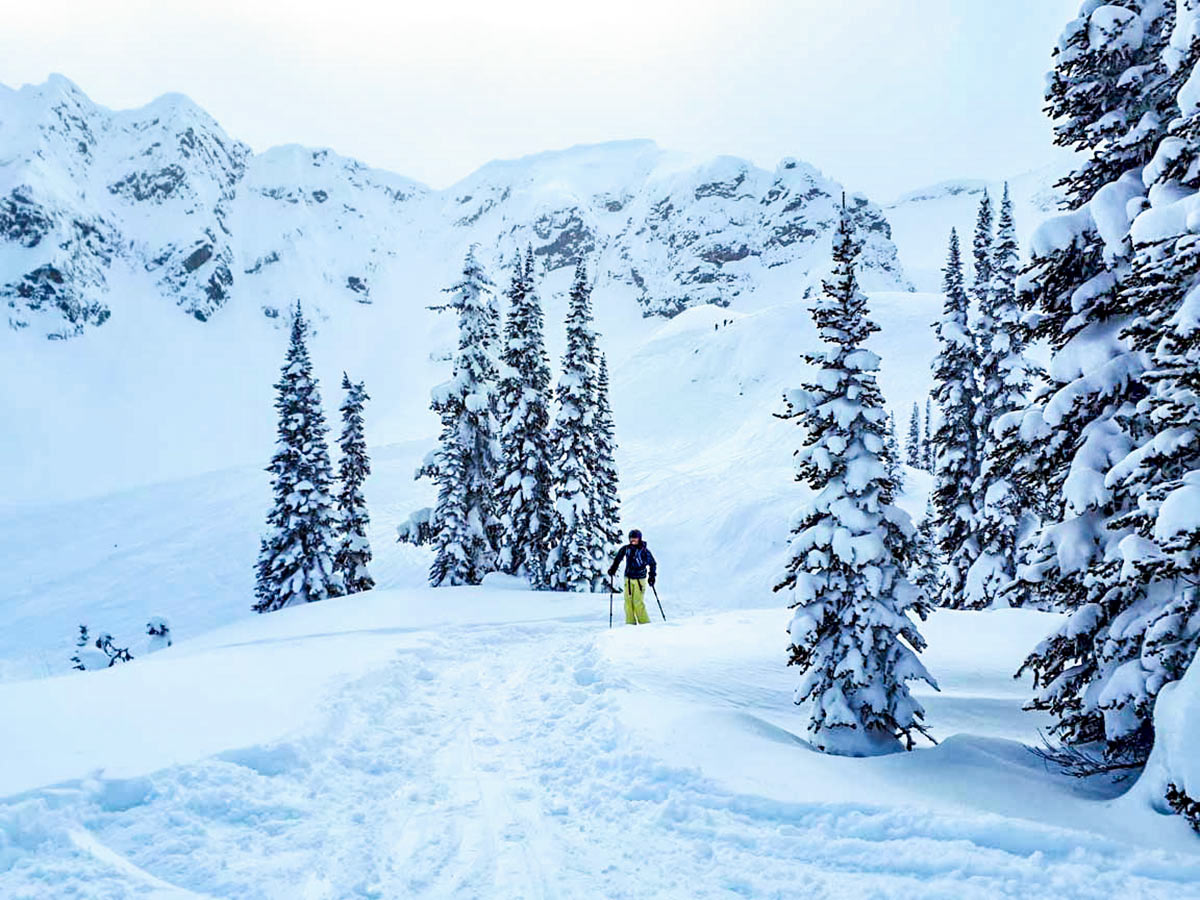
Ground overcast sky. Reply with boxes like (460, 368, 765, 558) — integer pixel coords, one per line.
(1, 0, 1078, 200)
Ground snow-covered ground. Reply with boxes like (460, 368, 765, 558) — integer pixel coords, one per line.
(3, 588, 1198, 898)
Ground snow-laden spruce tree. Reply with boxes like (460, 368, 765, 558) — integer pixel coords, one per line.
(546, 262, 605, 591)
(965, 185, 1038, 609)
(906, 401, 922, 469)
(495, 247, 555, 586)
(427, 248, 502, 586)
(912, 494, 941, 600)
(885, 411, 903, 490)
(1076, 7, 1200, 770)
(774, 207, 937, 756)
(1013, 1, 1189, 771)
(922, 396, 934, 472)
(254, 303, 343, 613)
(334, 373, 375, 594)
(971, 189, 994, 310)
(930, 230, 981, 608)
(592, 351, 622, 573)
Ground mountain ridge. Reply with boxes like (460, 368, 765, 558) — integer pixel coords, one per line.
(1, 76, 912, 339)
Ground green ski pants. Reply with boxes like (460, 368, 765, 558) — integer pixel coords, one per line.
(624, 578, 650, 625)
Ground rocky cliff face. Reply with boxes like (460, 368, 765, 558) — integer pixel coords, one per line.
(0, 77, 911, 339)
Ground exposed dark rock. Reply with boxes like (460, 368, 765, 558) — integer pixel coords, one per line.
(183, 244, 213, 272)
(346, 276, 370, 301)
(0, 188, 55, 248)
(108, 165, 186, 202)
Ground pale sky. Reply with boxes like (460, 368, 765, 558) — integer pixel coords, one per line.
(1, 0, 1078, 199)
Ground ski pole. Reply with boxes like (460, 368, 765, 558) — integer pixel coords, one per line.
(609, 579, 615, 629)
(651, 584, 666, 622)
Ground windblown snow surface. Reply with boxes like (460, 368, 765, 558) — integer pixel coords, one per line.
(2, 122, 1199, 893)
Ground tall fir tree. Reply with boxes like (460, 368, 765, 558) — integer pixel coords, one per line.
(546, 262, 606, 591)
(427, 248, 502, 587)
(495, 247, 556, 586)
(254, 303, 343, 612)
(965, 185, 1037, 608)
(334, 373, 375, 594)
(592, 351, 622, 574)
(774, 207, 936, 756)
(931, 230, 981, 608)
(923, 396, 934, 472)
(971, 190, 994, 309)
(906, 401, 922, 469)
(1013, 2, 1194, 772)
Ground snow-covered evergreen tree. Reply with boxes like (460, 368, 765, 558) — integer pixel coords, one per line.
(495, 248, 555, 586)
(254, 303, 343, 613)
(906, 401, 922, 469)
(885, 411, 903, 490)
(427, 248, 502, 587)
(334, 373, 375, 594)
(965, 185, 1038, 609)
(592, 351, 622, 571)
(774, 207, 936, 756)
(912, 494, 941, 600)
(1013, 1, 1194, 771)
(546, 262, 605, 591)
(971, 189, 994, 310)
(923, 396, 934, 472)
(930, 230, 981, 608)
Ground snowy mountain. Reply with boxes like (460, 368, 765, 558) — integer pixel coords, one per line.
(883, 167, 1065, 291)
(1, 76, 909, 341)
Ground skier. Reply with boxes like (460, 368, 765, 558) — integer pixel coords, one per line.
(608, 529, 657, 625)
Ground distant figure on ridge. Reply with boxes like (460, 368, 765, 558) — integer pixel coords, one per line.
(608, 529, 658, 625)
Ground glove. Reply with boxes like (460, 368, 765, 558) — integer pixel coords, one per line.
(648, 574, 656, 587)
(608, 567, 617, 578)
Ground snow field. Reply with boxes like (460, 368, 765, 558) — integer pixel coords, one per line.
(2, 591, 1198, 898)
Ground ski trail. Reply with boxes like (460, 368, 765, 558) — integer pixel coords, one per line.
(2, 616, 1199, 898)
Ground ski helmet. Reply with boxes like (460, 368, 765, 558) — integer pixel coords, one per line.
(628, 529, 642, 540)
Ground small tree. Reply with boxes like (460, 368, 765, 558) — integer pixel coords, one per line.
(885, 411, 903, 490)
(592, 351, 622, 575)
(335, 374, 375, 594)
(931, 230, 981, 608)
(254, 302, 343, 613)
(906, 402, 922, 469)
(923, 396, 934, 472)
(774, 207, 937, 756)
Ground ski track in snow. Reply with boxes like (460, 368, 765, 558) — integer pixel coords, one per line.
(3, 616, 1199, 899)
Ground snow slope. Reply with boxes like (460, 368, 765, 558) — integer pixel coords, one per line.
(0, 290, 942, 682)
(2, 588, 1197, 898)
(884, 167, 1065, 292)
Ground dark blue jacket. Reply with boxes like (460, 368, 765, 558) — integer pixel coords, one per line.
(609, 543, 657, 580)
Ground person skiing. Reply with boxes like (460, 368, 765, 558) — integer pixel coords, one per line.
(608, 529, 657, 625)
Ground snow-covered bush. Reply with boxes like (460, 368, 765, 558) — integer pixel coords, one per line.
(146, 617, 172, 652)
(70, 625, 133, 671)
